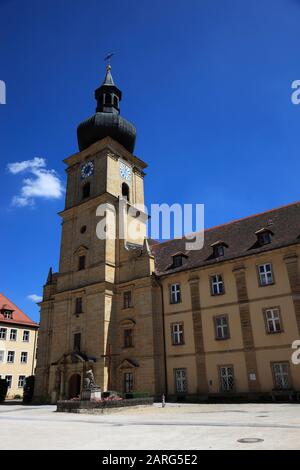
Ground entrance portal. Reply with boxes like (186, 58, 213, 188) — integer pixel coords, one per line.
(68, 374, 81, 399)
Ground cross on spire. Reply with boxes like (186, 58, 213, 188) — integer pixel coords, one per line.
(104, 52, 114, 67)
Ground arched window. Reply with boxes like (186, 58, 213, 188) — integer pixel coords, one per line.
(122, 182, 130, 201)
(105, 93, 111, 104)
(82, 182, 90, 199)
(113, 95, 118, 107)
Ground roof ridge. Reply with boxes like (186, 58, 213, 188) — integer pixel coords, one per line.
(151, 200, 300, 248)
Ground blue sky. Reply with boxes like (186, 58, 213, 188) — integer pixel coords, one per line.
(0, 0, 300, 322)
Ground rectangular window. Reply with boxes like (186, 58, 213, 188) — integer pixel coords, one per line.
(265, 308, 282, 333)
(124, 372, 133, 393)
(171, 322, 184, 345)
(258, 232, 271, 246)
(173, 255, 183, 268)
(124, 329, 133, 348)
(18, 375, 26, 388)
(175, 368, 187, 393)
(0, 350, 4, 362)
(23, 330, 30, 342)
(7, 351, 15, 363)
(0, 328, 7, 340)
(75, 297, 83, 314)
(272, 363, 290, 389)
(219, 366, 234, 392)
(78, 255, 86, 271)
(258, 263, 274, 286)
(211, 274, 225, 296)
(214, 245, 225, 258)
(170, 283, 181, 304)
(215, 315, 230, 340)
(123, 291, 132, 309)
(10, 329, 17, 341)
(3, 310, 13, 319)
(73, 333, 81, 352)
(5, 375, 12, 388)
(20, 352, 28, 364)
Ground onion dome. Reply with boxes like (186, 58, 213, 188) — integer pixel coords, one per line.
(77, 65, 136, 153)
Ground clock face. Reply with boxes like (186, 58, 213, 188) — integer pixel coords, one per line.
(81, 161, 94, 179)
(120, 162, 132, 182)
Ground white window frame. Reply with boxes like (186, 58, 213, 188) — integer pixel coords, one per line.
(18, 375, 26, 388)
(172, 322, 184, 345)
(272, 362, 290, 389)
(258, 263, 274, 286)
(20, 351, 28, 364)
(0, 328, 7, 340)
(23, 330, 30, 342)
(10, 329, 17, 341)
(3, 311, 13, 319)
(211, 274, 224, 295)
(265, 308, 281, 333)
(215, 315, 229, 339)
(175, 368, 187, 393)
(170, 283, 181, 304)
(220, 366, 234, 392)
(7, 351, 15, 363)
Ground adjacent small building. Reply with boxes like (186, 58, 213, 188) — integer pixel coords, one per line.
(0, 293, 39, 398)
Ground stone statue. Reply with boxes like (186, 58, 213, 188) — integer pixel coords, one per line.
(81, 368, 102, 401)
(83, 369, 98, 391)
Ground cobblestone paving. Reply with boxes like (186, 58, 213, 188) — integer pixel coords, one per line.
(0, 402, 300, 449)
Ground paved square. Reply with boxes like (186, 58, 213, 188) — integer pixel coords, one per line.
(0, 402, 300, 450)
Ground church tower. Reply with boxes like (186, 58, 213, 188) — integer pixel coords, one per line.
(34, 66, 166, 403)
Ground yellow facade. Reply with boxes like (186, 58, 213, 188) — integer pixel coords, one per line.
(161, 247, 300, 398)
(0, 323, 38, 398)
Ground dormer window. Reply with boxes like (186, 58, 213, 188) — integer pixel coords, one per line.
(3, 310, 13, 319)
(211, 241, 228, 259)
(255, 228, 273, 246)
(171, 252, 188, 269)
(214, 245, 224, 257)
(173, 255, 183, 268)
(1, 306, 14, 320)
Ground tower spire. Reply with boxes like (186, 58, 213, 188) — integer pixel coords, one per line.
(102, 63, 115, 86)
(77, 63, 136, 153)
(95, 63, 122, 114)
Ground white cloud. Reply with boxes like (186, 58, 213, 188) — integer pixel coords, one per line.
(7, 157, 64, 207)
(7, 157, 46, 174)
(27, 294, 43, 303)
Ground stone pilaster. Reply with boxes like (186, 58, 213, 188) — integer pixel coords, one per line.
(188, 276, 208, 394)
(284, 253, 300, 335)
(233, 264, 261, 392)
(152, 280, 167, 398)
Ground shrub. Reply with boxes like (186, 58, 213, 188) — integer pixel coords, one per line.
(124, 392, 150, 399)
(23, 376, 35, 404)
(14, 394, 22, 399)
(0, 379, 8, 403)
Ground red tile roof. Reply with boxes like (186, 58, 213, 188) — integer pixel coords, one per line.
(0, 293, 39, 327)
